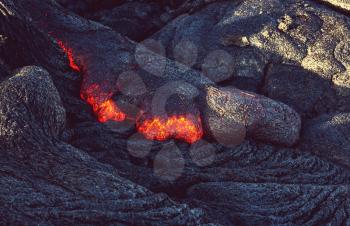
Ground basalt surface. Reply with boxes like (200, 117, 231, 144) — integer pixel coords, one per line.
(1, 0, 350, 225)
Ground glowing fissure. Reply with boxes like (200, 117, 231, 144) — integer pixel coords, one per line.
(55, 37, 203, 143)
(137, 115, 203, 144)
(56, 39, 81, 72)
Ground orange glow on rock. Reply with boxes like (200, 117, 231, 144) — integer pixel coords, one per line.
(137, 115, 203, 144)
(95, 98, 126, 123)
(81, 84, 126, 123)
(52, 35, 203, 144)
(56, 39, 81, 72)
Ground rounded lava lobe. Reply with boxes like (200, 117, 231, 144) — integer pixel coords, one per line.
(0, 66, 65, 144)
(207, 113, 246, 148)
(202, 85, 301, 147)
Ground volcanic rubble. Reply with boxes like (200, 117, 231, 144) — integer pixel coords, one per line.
(1, 0, 350, 225)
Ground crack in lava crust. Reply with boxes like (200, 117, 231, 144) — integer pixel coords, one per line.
(56, 39, 81, 72)
(56, 39, 203, 143)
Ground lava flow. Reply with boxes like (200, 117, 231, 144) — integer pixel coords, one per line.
(137, 115, 203, 144)
(56, 38, 203, 143)
(55, 38, 126, 123)
(80, 84, 126, 123)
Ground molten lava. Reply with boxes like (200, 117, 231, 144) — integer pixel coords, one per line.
(137, 115, 203, 144)
(54, 36, 203, 143)
(56, 39, 81, 72)
(95, 98, 126, 123)
(81, 84, 126, 123)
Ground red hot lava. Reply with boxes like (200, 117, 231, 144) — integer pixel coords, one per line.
(56, 38, 203, 143)
(80, 84, 126, 123)
(56, 39, 81, 72)
(137, 115, 203, 144)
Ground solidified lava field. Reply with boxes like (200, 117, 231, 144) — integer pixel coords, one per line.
(1, 0, 350, 225)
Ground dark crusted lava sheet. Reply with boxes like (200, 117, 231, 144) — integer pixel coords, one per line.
(1, 0, 350, 225)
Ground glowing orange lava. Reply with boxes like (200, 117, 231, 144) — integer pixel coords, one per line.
(53, 36, 203, 143)
(95, 98, 126, 123)
(81, 84, 126, 123)
(137, 115, 203, 143)
(56, 39, 81, 72)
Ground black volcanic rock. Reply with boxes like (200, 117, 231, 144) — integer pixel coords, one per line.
(0, 66, 206, 225)
(188, 182, 350, 225)
(5, 0, 301, 146)
(88, 2, 164, 41)
(1, 0, 350, 225)
(56, 0, 125, 15)
(316, 0, 350, 13)
(301, 113, 350, 168)
(264, 64, 336, 117)
(202, 86, 301, 147)
(151, 0, 350, 116)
